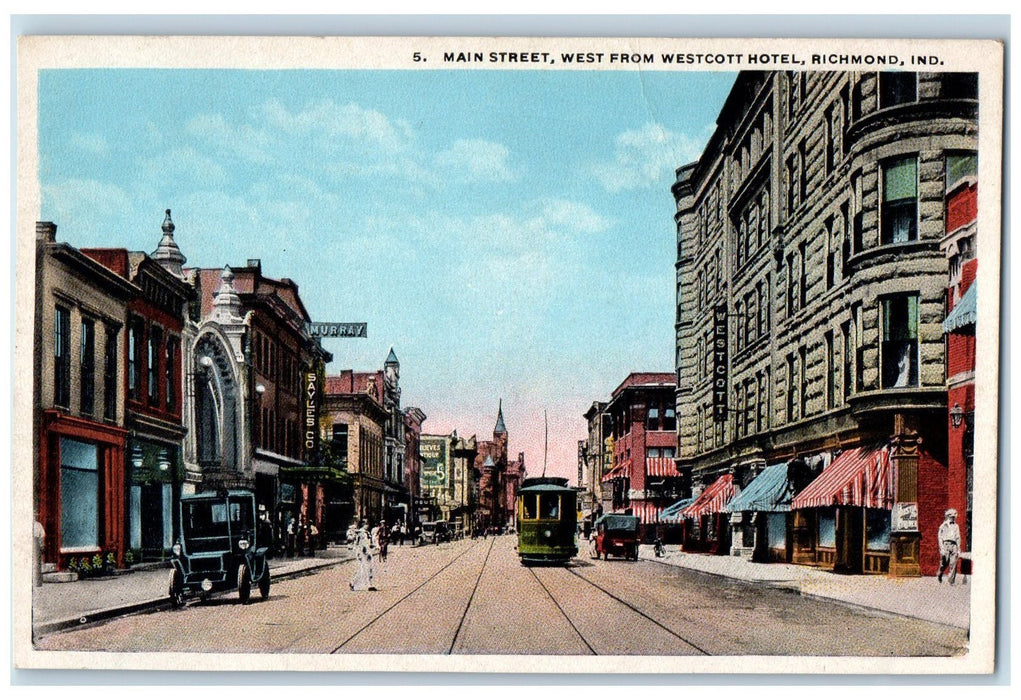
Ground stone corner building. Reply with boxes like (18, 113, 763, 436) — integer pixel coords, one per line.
(673, 70, 978, 576)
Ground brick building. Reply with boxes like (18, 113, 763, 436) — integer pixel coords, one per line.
(600, 373, 679, 539)
(34, 222, 135, 571)
(941, 169, 978, 568)
(673, 70, 978, 575)
(580, 400, 611, 526)
(80, 211, 194, 562)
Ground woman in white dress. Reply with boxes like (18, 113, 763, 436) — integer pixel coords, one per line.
(349, 520, 377, 591)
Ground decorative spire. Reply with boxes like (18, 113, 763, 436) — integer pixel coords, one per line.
(385, 346, 399, 366)
(151, 208, 187, 278)
(211, 265, 243, 323)
(494, 398, 507, 435)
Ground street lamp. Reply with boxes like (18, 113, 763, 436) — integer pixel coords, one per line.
(950, 403, 964, 429)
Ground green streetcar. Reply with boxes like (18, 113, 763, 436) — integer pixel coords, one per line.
(516, 476, 578, 566)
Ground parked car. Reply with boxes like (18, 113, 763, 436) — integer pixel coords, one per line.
(168, 489, 270, 606)
(420, 520, 452, 544)
(591, 513, 641, 561)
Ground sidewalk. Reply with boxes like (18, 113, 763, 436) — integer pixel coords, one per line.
(32, 546, 355, 636)
(638, 544, 971, 630)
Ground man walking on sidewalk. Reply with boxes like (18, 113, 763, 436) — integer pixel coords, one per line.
(937, 509, 961, 584)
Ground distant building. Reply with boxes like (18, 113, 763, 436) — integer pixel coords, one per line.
(581, 400, 610, 524)
(602, 373, 679, 538)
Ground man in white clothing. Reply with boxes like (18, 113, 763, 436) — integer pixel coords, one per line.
(937, 509, 961, 584)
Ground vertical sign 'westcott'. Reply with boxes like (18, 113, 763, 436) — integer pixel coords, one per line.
(713, 304, 728, 423)
(304, 371, 318, 456)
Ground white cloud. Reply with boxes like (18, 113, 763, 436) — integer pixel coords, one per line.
(260, 98, 414, 153)
(42, 178, 134, 233)
(139, 147, 227, 187)
(69, 132, 108, 157)
(434, 139, 516, 183)
(538, 199, 612, 234)
(592, 122, 709, 193)
(184, 113, 274, 164)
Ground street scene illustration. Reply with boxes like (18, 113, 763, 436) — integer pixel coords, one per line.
(16, 37, 999, 671)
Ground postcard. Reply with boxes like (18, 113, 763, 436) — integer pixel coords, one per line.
(13, 34, 1003, 675)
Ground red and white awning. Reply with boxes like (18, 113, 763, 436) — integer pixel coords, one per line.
(601, 463, 629, 483)
(645, 457, 679, 478)
(791, 445, 893, 510)
(628, 500, 660, 524)
(680, 473, 735, 519)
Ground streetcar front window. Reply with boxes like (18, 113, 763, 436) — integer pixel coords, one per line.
(522, 495, 538, 520)
(539, 494, 561, 520)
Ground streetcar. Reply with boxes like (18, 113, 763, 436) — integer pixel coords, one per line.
(516, 476, 578, 566)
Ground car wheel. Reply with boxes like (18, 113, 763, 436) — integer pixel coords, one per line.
(168, 569, 185, 608)
(258, 569, 271, 600)
(237, 563, 252, 604)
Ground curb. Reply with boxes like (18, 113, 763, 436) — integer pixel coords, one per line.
(32, 556, 352, 638)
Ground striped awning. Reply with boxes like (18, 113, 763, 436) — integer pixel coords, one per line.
(601, 464, 626, 483)
(659, 497, 695, 523)
(724, 463, 793, 513)
(645, 457, 680, 478)
(944, 282, 977, 333)
(791, 445, 893, 510)
(680, 473, 735, 519)
(628, 500, 659, 524)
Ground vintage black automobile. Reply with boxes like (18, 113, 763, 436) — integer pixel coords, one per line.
(168, 489, 270, 606)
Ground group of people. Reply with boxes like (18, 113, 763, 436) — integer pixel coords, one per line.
(347, 518, 390, 591)
(276, 512, 320, 558)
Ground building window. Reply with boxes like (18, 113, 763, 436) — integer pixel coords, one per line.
(879, 72, 917, 108)
(841, 320, 852, 404)
(647, 406, 660, 431)
(148, 326, 162, 406)
(332, 423, 349, 463)
(786, 353, 796, 422)
(943, 72, 978, 100)
(165, 337, 177, 411)
(60, 437, 99, 549)
(786, 155, 797, 216)
(128, 318, 143, 400)
(825, 330, 836, 410)
(799, 346, 808, 417)
(54, 305, 71, 408)
(103, 326, 117, 421)
(786, 253, 796, 317)
(663, 407, 676, 432)
(881, 155, 918, 245)
(825, 219, 836, 290)
(799, 241, 808, 309)
(80, 318, 96, 416)
(946, 151, 978, 191)
(881, 295, 920, 388)
(798, 139, 808, 202)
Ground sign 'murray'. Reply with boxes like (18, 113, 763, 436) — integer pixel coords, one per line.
(307, 322, 367, 338)
(712, 303, 729, 423)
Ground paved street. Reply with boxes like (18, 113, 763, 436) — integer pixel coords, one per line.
(33, 536, 969, 656)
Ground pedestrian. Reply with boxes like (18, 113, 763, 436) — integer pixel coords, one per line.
(349, 519, 377, 591)
(286, 515, 297, 558)
(937, 508, 962, 584)
(376, 519, 389, 562)
(308, 520, 320, 555)
(258, 505, 274, 559)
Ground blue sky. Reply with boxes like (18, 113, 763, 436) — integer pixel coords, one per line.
(38, 67, 736, 481)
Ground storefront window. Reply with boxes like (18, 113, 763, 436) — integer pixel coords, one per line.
(767, 513, 787, 549)
(865, 508, 891, 551)
(60, 437, 99, 549)
(818, 509, 836, 548)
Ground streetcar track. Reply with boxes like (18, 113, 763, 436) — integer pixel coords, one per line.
(328, 539, 484, 654)
(447, 537, 496, 654)
(525, 566, 597, 655)
(561, 564, 712, 655)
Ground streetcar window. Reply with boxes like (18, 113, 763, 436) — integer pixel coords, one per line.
(522, 495, 538, 520)
(539, 494, 560, 520)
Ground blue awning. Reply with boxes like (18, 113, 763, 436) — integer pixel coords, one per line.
(658, 497, 695, 522)
(944, 282, 977, 333)
(724, 463, 793, 513)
